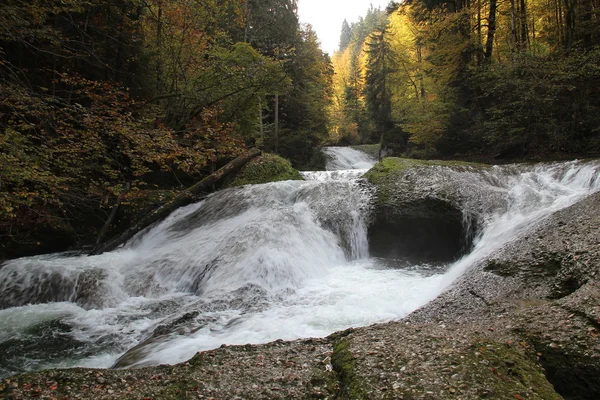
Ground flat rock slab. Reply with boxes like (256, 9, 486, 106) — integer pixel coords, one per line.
(0, 338, 337, 400)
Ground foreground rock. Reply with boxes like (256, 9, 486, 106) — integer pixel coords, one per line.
(2, 172, 599, 399)
(408, 191, 600, 400)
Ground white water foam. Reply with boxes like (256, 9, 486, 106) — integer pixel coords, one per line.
(0, 149, 598, 377)
(323, 146, 377, 171)
(442, 161, 600, 286)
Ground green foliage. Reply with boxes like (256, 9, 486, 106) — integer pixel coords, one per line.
(457, 49, 600, 157)
(0, 0, 338, 258)
(226, 154, 303, 187)
(364, 25, 396, 142)
(245, 0, 299, 55)
(270, 26, 334, 168)
(339, 20, 353, 52)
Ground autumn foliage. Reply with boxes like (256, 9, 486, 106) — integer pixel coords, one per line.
(1, 0, 329, 258)
(330, 1, 600, 159)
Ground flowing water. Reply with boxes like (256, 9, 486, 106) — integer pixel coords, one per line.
(0, 149, 598, 377)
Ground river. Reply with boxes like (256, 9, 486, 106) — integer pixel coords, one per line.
(0, 147, 598, 377)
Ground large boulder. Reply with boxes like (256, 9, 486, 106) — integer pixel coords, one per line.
(0, 260, 112, 310)
(363, 158, 502, 262)
(225, 153, 303, 187)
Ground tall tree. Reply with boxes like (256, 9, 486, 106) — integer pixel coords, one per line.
(339, 19, 353, 52)
(485, 0, 498, 58)
(276, 25, 334, 166)
(364, 25, 396, 142)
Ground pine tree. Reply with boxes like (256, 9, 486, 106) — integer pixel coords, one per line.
(364, 25, 396, 143)
(339, 19, 353, 52)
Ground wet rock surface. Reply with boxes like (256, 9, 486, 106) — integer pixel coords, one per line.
(2, 179, 599, 399)
(364, 158, 505, 262)
(408, 192, 600, 399)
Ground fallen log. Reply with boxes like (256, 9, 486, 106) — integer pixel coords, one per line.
(90, 148, 261, 256)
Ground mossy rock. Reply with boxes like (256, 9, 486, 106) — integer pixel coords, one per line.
(363, 158, 493, 262)
(331, 337, 366, 399)
(364, 157, 491, 209)
(364, 158, 486, 192)
(226, 153, 303, 187)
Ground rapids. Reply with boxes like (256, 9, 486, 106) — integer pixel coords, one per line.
(0, 149, 598, 377)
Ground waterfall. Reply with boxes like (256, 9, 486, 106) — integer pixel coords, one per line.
(441, 161, 600, 286)
(0, 149, 597, 377)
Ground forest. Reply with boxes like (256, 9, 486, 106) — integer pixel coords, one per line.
(0, 0, 332, 258)
(331, 0, 600, 159)
(1, 0, 599, 259)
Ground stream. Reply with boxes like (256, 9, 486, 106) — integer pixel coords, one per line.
(0, 147, 598, 377)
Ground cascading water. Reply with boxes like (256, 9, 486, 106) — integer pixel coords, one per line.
(0, 149, 598, 378)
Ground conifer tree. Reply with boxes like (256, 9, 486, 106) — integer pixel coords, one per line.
(364, 25, 396, 143)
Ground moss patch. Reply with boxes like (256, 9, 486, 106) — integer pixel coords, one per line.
(460, 339, 561, 400)
(364, 157, 485, 184)
(226, 153, 303, 187)
(331, 337, 366, 400)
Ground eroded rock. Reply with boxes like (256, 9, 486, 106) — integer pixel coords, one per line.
(364, 158, 504, 262)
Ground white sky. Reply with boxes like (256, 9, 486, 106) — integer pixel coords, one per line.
(297, 0, 392, 55)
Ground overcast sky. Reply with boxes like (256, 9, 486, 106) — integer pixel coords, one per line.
(297, 0, 392, 55)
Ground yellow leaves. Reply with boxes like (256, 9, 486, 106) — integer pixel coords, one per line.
(388, 8, 419, 59)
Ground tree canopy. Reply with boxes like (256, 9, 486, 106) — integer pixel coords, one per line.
(329, 0, 600, 159)
(0, 0, 334, 257)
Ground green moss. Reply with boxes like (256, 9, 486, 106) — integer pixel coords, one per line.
(306, 367, 339, 399)
(226, 153, 303, 187)
(331, 337, 366, 400)
(351, 144, 381, 159)
(461, 340, 562, 400)
(364, 157, 486, 184)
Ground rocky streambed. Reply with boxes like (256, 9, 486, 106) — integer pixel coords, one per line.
(1, 159, 599, 400)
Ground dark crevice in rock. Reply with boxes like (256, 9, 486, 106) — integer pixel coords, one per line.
(537, 348, 600, 400)
(468, 288, 492, 306)
(368, 203, 471, 263)
(550, 275, 584, 299)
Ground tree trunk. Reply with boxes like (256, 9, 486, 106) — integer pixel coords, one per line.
(564, 0, 577, 48)
(90, 148, 262, 255)
(115, 4, 126, 82)
(244, 0, 249, 42)
(259, 97, 265, 152)
(531, 9, 537, 54)
(92, 182, 131, 253)
(519, 0, 529, 50)
(477, 0, 484, 65)
(417, 46, 426, 99)
(156, 0, 163, 94)
(556, 0, 564, 44)
(485, 0, 498, 59)
(510, 0, 519, 50)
